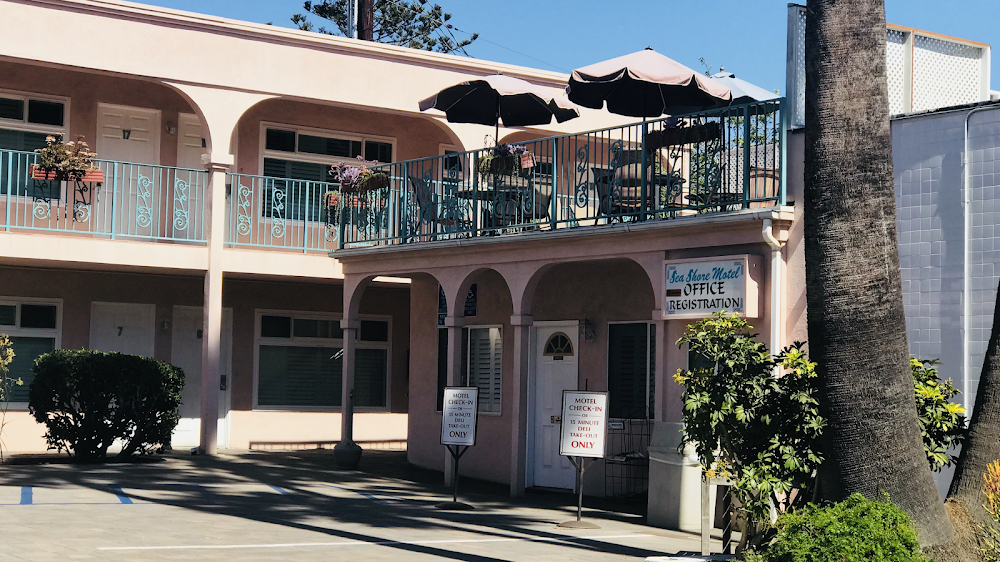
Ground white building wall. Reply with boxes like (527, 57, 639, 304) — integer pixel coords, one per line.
(892, 105, 1000, 416)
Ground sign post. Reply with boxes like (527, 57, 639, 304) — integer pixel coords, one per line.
(437, 387, 479, 510)
(557, 390, 608, 529)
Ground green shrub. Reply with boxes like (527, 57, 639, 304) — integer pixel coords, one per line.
(674, 313, 825, 546)
(28, 349, 184, 459)
(911, 358, 966, 471)
(755, 493, 929, 562)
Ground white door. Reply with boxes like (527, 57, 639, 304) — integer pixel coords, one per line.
(89, 302, 156, 357)
(530, 322, 580, 490)
(170, 306, 233, 449)
(176, 113, 205, 170)
(96, 104, 160, 165)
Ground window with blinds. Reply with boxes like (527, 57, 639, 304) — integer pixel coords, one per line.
(255, 312, 390, 410)
(0, 128, 60, 198)
(260, 157, 331, 221)
(0, 300, 60, 403)
(608, 323, 655, 419)
(464, 326, 502, 414)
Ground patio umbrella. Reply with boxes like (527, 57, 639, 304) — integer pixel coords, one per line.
(567, 48, 732, 118)
(419, 74, 579, 142)
(710, 71, 778, 105)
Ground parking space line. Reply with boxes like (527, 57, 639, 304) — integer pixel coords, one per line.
(97, 533, 658, 551)
(110, 487, 133, 504)
(20, 487, 32, 505)
(269, 485, 290, 495)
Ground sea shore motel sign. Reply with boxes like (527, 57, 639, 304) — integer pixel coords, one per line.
(663, 255, 762, 319)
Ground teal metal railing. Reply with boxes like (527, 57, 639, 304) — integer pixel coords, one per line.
(0, 149, 208, 243)
(225, 173, 342, 252)
(338, 99, 786, 249)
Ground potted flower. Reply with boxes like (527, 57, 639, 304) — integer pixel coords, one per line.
(324, 190, 341, 209)
(332, 157, 390, 194)
(30, 135, 104, 183)
(476, 143, 535, 176)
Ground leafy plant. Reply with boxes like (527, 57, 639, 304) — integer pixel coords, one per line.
(476, 143, 531, 176)
(34, 135, 98, 180)
(750, 493, 930, 562)
(28, 349, 184, 459)
(982, 460, 1000, 562)
(0, 334, 19, 460)
(673, 312, 825, 548)
(910, 358, 966, 471)
(332, 157, 389, 193)
(292, 0, 478, 54)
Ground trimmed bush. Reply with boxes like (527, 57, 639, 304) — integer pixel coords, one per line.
(749, 493, 929, 562)
(28, 349, 184, 459)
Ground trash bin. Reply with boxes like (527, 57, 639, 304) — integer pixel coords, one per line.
(646, 422, 715, 532)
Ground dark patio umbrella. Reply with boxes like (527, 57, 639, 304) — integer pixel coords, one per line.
(419, 74, 579, 142)
(567, 48, 732, 118)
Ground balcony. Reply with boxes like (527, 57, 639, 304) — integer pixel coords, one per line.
(0, 150, 207, 243)
(335, 99, 786, 250)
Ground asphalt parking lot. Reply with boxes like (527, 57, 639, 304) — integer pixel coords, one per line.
(0, 449, 713, 561)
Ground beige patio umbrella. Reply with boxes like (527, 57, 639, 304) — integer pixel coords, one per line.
(567, 48, 732, 118)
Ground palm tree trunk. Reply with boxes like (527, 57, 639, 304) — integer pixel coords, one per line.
(948, 279, 1000, 526)
(803, 0, 956, 548)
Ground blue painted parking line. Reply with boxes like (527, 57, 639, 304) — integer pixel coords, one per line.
(269, 485, 290, 495)
(110, 487, 133, 504)
(321, 483, 387, 503)
(20, 487, 32, 505)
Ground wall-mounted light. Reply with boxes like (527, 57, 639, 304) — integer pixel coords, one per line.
(160, 319, 171, 332)
(580, 319, 596, 343)
(165, 123, 178, 136)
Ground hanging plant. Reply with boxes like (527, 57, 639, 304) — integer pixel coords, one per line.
(476, 143, 534, 176)
(31, 135, 104, 183)
(332, 157, 390, 193)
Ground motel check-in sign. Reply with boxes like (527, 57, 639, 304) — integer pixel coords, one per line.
(441, 387, 478, 446)
(559, 391, 608, 458)
(663, 255, 761, 319)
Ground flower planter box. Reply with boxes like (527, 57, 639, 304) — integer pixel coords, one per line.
(29, 164, 104, 183)
(356, 172, 390, 192)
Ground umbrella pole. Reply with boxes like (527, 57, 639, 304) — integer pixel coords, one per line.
(495, 95, 501, 146)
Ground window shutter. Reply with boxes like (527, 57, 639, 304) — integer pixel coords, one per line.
(467, 327, 502, 413)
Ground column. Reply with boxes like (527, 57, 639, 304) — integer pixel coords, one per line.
(652, 310, 668, 422)
(443, 315, 464, 486)
(509, 314, 533, 497)
(334, 318, 363, 468)
(198, 153, 233, 455)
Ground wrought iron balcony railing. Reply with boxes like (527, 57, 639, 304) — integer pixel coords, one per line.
(337, 99, 786, 250)
(0, 150, 208, 243)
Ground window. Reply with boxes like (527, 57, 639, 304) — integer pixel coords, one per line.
(608, 322, 655, 419)
(543, 332, 574, 359)
(1, 91, 68, 198)
(263, 125, 393, 164)
(464, 326, 502, 414)
(254, 312, 390, 410)
(0, 92, 66, 130)
(0, 299, 60, 404)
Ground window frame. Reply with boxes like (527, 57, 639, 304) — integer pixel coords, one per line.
(0, 88, 70, 137)
(258, 121, 396, 174)
(606, 320, 656, 420)
(0, 296, 63, 410)
(251, 308, 392, 412)
(463, 324, 503, 416)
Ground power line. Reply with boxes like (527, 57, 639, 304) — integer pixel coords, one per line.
(445, 24, 568, 72)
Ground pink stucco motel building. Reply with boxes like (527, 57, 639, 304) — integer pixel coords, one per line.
(0, 0, 810, 525)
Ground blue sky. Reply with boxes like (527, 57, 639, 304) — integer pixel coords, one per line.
(142, 0, 997, 94)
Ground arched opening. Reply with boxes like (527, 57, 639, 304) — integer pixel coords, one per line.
(523, 257, 656, 495)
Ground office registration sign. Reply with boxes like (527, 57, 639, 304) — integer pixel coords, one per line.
(441, 387, 478, 446)
(559, 391, 608, 458)
(663, 256, 757, 319)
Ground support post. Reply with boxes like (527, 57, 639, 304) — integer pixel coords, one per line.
(443, 316, 464, 487)
(652, 311, 667, 422)
(334, 317, 363, 468)
(509, 314, 533, 497)
(198, 153, 233, 455)
(557, 456, 599, 529)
